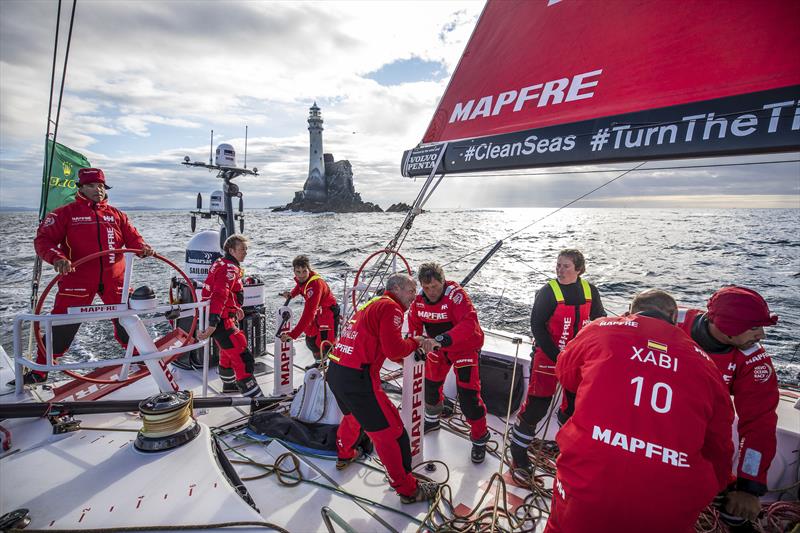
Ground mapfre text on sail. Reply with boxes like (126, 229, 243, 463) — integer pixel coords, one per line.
(448, 69, 603, 123)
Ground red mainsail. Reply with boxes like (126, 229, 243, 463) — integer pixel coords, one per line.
(402, 0, 800, 176)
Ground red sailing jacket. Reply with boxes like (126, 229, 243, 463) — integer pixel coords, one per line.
(555, 315, 733, 525)
(677, 308, 778, 493)
(288, 271, 338, 339)
(329, 291, 419, 379)
(544, 278, 593, 353)
(201, 255, 244, 325)
(34, 192, 147, 286)
(407, 280, 484, 363)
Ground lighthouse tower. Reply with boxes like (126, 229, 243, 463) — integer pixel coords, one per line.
(302, 102, 327, 202)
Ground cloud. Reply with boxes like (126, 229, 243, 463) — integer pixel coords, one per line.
(1, 1, 797, 210)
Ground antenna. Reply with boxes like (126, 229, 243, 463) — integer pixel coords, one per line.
(244, 125, 248, 169)
(209, 129, 214, 165)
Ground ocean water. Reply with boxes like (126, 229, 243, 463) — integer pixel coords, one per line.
(1, 207, 798, 385)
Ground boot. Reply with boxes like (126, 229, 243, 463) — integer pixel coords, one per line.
(6, 371, 48, 388)
(471, 431, 490, 464)
(219, 366, 238, 393)
(237, 376, 264, 398)
(400, 480, 440, 504)
(510, 440, 532, 472)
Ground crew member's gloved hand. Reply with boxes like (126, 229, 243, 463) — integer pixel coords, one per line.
(413, 348, 427, 362)
(53, 258, 74, 274)
(724, 491, 761, 522)
(278, 291, 291, 299)
(136, 244, 156, 258)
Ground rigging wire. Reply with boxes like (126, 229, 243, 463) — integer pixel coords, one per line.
(443, 161, 649, 269)
(30, 0, 78, 317)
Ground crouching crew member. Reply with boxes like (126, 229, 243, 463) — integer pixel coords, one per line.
(198, 235, 263, 398)
(408, 263, 490, 463)
(510, 249, 605, 473)
(280, 255, 339, 368)
(677, 286, 779, 527)
(545, 289, 734, 533)
(327, 273, 441, 504)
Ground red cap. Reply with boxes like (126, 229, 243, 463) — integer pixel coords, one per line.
(78, 168, 111, 188)
(707, 286, 778, 336)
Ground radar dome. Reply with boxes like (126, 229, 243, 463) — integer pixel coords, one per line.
(215, 143, 236, 167)
(185, 230, 222, 280)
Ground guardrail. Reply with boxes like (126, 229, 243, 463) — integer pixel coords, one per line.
(12, 300, 211, 396)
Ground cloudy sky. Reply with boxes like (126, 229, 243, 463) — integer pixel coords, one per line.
(0, 1, 797, 211)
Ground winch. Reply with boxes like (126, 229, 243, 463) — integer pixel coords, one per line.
(134, 391, 200, 452)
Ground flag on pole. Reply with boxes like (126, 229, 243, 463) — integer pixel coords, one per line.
(40, 139, 91, 218)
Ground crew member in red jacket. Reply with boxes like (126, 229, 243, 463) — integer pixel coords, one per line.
(25, 168, 154, 384)
(510, 249, 605, 473)
(197, 235, 263, 398)
(280, 255, 339, 368)
(676, 286, 779, 527)
(327, 273, 441, 503)
(407, 262, 490, 463)
(545, 289, 734, 533)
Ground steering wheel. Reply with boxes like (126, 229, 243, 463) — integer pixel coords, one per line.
(33, 248, 198, 385)
(352, 249, 412, 310)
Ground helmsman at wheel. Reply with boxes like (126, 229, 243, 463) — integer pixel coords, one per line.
(197, 234, 263, 398)
(27, 167, 155, 385)
(407, 262, 490, 464)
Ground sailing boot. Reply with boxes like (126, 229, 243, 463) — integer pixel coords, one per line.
(6, 371, 48, 388)
(237, 376, 264, 398)
(441, 396, 455, 418)
(424, 401, 443, 433)
(336, 432, 374, 470)
(219, 366, 238, 393)
(471, 431, 491, 464)
(400, 480, 440, 504)
(509, 422, 535, 472)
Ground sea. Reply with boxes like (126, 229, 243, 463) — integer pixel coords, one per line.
(1, 207, 798, 386)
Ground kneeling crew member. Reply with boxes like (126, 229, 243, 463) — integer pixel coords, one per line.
(280, 255, 339, 367)
(198, 235, 262, 398)
(545, 289, 733, 533)
(408, 262, 490, 463)
(327, 273, 440, 503)
(677, 286, 779, 527)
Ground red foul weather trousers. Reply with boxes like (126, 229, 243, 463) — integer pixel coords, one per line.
(327, 362, 418, 497)
(425, 349, 487, 440)
(211, 318, 255, 380)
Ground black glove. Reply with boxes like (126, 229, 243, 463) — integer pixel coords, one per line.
(414, 348, 427, 362)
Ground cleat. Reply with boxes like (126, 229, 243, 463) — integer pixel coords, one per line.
(400, 480, 440, 504)
(471, 431, 490, 464)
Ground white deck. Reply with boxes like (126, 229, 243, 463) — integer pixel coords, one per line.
(1, 331, 798, 531)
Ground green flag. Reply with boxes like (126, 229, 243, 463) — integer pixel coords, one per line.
(40, 139, 91, 218)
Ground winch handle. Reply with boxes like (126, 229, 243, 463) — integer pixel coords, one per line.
(274, 296, 292, 337)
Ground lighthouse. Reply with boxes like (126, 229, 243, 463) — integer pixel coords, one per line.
(303, 102, 327, 202)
